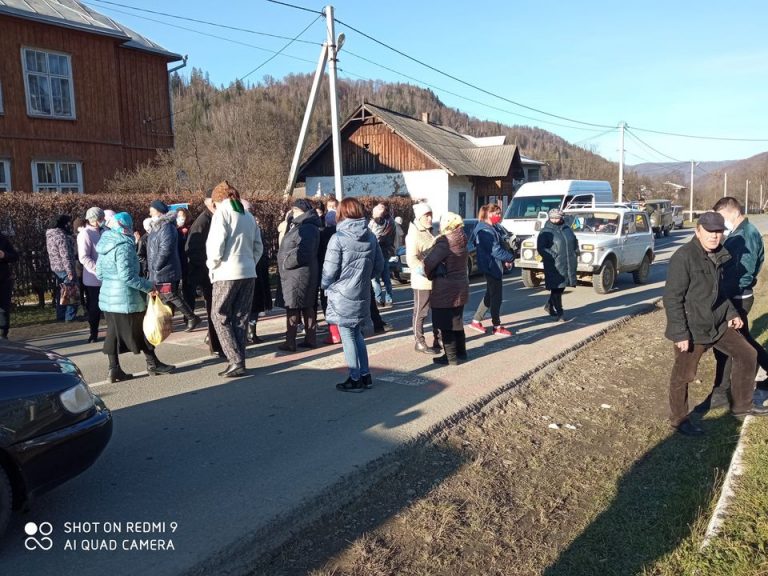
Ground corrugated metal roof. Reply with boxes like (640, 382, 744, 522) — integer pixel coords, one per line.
(463, 145, 524, 179)
(0, 0, 182, 60)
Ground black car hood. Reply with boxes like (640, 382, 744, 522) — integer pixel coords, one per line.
(0, 340, 81, 377)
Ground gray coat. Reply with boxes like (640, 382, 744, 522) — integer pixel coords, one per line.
(277, 210, 321, 309)
(537, 220, 579, 290)
(321, 217, 384, 328)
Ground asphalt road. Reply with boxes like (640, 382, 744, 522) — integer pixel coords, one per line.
(0, 229, 693, 574)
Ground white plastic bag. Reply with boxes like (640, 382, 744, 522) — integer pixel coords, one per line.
(143, 294, 173, 347)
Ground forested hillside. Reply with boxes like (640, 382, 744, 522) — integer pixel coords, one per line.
(108, 70, 657, 196)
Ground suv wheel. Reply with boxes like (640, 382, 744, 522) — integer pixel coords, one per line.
(0, 465, 12, 538)
(594, 259, 616, 294)
(632, 254, 651, 284)
(663, 225, 671, 237)
(521, 268, 541, 288)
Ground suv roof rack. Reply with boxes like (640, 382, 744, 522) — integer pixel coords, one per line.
(565, 202, 635, 210)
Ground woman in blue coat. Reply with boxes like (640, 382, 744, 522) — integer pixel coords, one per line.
(96, 213, 175, 383)
(321, 198, 384, 393)
(537, 208, 579, 321)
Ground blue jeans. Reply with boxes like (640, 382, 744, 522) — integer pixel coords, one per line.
(338, 324, 369, 381)
(54, 271, 79, 322)
(372, 259, 393, 303)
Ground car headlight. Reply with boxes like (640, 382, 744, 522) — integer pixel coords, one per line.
(523, 249, 534, 260)
(582, 252, 594, 264)
(522, 240, 534, 248)
(60, 382, 95, 414)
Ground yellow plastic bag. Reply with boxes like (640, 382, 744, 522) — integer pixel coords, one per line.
(143, 294, 173, 347)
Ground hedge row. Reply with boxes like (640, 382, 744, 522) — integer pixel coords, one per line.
(0, 193, 418, 305)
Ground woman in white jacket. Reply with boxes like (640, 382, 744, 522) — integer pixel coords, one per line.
(206, 181, 263, 378)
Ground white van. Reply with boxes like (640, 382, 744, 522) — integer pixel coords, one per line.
(502, 180, 613, 241)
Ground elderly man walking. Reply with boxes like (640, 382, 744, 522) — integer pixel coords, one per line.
(664, 212, 768, 436)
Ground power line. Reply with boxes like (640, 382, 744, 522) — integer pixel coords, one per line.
(333, 17, 615, 130)
(147, 14, 322, 124)
(341, 51, 607, 133)
(631, 125, 768, 143)
(91, 0, 607, 134)
(265, 0, 324, 16)
(572, 127, 617, 147)
(88, 0, 320, 45)
(625, 128, 683, 163)
(88, 3, 319, 66)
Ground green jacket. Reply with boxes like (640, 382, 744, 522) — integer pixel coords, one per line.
(664, 237, 738, 345)
(722, 217, 764, 297)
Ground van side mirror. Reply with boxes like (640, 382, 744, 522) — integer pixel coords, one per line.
(537, 211, 548, 220)
(534, 220, 542, 232)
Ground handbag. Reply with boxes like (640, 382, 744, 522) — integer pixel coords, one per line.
(426, 261, 448, 281)
(59, 283, 80, 306)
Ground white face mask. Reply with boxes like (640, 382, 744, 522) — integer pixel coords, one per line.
(724, 219, 734, 231)
(177, 217, 186, 227)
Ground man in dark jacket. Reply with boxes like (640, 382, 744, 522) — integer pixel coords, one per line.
(277, 199, 321, 351)
(147, 200, 201, 332)
(664, 212, 768, 436)
(185, 190, 223, 355)
(0, 233, 19, 339)
(711, 197, 768, 396)
(537, 209, 578, 322)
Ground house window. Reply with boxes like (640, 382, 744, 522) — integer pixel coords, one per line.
(32, 161, 83, 193)
(0, 161, 10, 192)
(527, 168, 540, 182)
(22, 48, 75, 119)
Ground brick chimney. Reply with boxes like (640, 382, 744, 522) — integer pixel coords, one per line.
(421, 112, 430, 124)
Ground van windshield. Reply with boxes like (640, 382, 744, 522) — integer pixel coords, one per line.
(505, 195, 563, 219)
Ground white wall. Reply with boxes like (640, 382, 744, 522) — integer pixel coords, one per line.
(447, 176, 475, 219)
(306, 170, 452, 219)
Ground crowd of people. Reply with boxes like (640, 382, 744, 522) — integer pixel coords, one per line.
(4, 189, 767, 411)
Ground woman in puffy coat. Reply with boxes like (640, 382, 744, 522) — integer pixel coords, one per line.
(321, 197, 384, 392)
(96, 212, 175, 383)
(277, 199, 321, 352)
(537, 208, 579, 321)
(45, 214, 79, 322)
(424, 212, 470, 366)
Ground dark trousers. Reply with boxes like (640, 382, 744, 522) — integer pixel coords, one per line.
(285, 306, 317, 347)
(181, 275, 197, 313)
(714, 296, 768, 389)
(433, 306, 466, 362)
(669, 328, 756, 426)
(0, 277, 12, 338)
(413, 289, 438, 345)
(211, 278, 256, 365)
(369, 286, 385, 330)
(473, 274, 503, 326)
(84, 285, 101, 339)
(160, 281, 197, 323)
(548, 288, 565, 316)
(199, 277, 222, 354)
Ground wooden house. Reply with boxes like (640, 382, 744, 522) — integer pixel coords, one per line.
(298, 103, 545, 219)
(0, 0, 182, 193)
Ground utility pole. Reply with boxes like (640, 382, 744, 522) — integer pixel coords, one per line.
(724, 172, 727, 197)
(617, 122, 625, 203)
(283, 5, 345, 198)
(283, 43, 329, 197)
(689, 160, 695, 222)
(760, 183, 763, 213)
(745, 179, 750, 215)
(325, 5, 344, 199)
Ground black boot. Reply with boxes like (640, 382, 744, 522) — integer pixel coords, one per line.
(433, 331, 459, 365)
(108, 367, 133, 383)
(247, 321, 261, 344)
(361, 373, 373, 389)
(218, 362, 246, 378)
(278, 317, 298, 352)
(455, 330, 467, 360)
(146, 352, 175, 375)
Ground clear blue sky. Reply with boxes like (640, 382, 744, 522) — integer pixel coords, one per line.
(86, 0, 768, 166)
